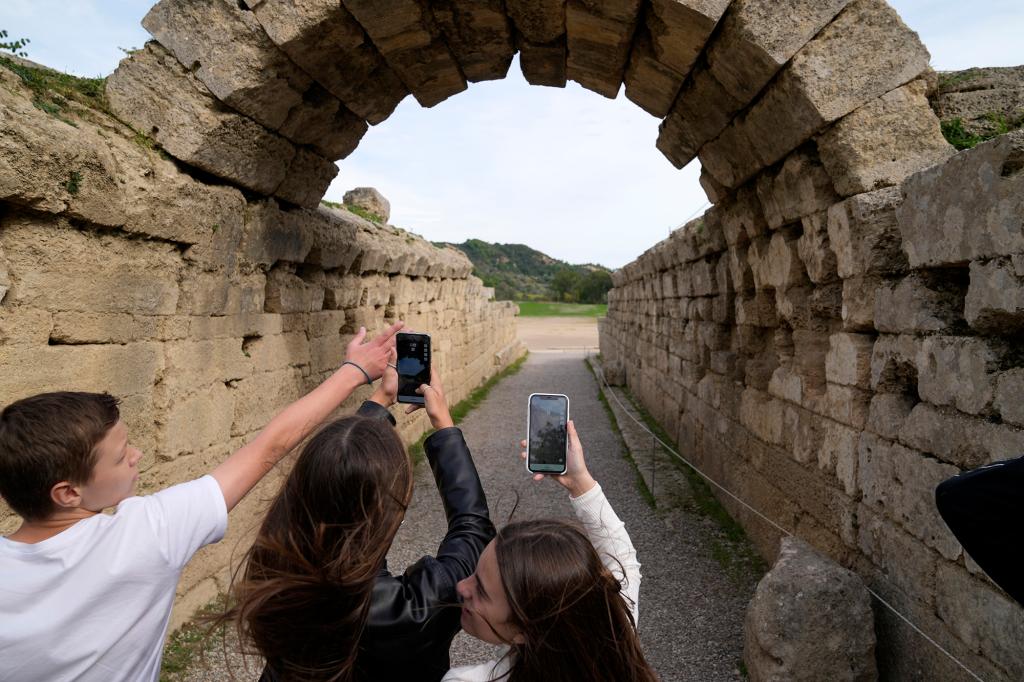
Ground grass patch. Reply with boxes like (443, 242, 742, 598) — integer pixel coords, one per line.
(320, 200, 386, 224)
(942, 112, 1024, 150)
(583, 358, 656, 508)
(65, 170, 82, 195)
(516, 301, 607, 317)
(407, 352, 529, 464)
(0, 55, 110, 125)
(160, 595, 229, 681)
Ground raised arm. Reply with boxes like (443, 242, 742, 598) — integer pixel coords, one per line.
(211, 321, 402, 511)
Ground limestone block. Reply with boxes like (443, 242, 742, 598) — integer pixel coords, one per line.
(162, 338, 252, 394)
(964, 257, 1024, 334)
(0, 306, 52, 347)
(242, 0, 407, 124)
(1, 216, 181, 315)
(622, 30, 683, 118)
(274, 148, 340, 209)
(827, 187, 906, 279)
(700, 168, 729, 205)
(106, 44, 295, 198)
(869, 334, 919, 394)
(143, 0, 312, 128)
(244, 332, 312, 373)
(162, 383, 236, 458)
(506, 0, 566, 43)
(657, 68, 740, 169)
(706, 0, 850, 105)
(432, 0, 515, 82)
(697, 119, 764, 189)
(858, 433, 961, 559)
(748, 231, 806, 292)
(727, 245, 755, 293)
(817, 80, 953, 197)
(798, 212, 838, 284)
(342, 0, 468, 107)
(755, 148, 839, 230)
(826, 332, 874, 389)
(241, 199, 316, 267)
(866, 393, 915, 441)
(275, 85, 368, 160)
(818, 418, 860, 496)
(841, 276, 881, 332)
(564, 0, 643, 98)
(743, 537, 876, 682)
(230, 367, 306, 436)
(720, 187, 767, 248)
(740, 387, 784, 445)
(0, 343, 163, 404)
(916, 336, 1005, 416)
(738, 0, 931, 182)
(856, 505, 938, 602)
(264, 266, 326, 314)
(178, 271, 266, 316)
(898, 131, 1024, 268)
(901, 402, 1024, 470)
(310, 333, 347, 375)
(934, 562, 1024, 675)
(343, 187, 391, 224)
(49, 313, 187, 346)
(995, 369, 1024, 428)
(517, 36, 568, 87)
(735, 292, 777, 328)
(873, 273, 966, 335)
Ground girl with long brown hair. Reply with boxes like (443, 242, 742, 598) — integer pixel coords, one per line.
(444, 420, 658, 682)
(216, 366, 495, 682)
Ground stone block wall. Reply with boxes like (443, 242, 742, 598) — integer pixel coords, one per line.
(0, 65, 523, 629)
(601, 131, 1024, 680)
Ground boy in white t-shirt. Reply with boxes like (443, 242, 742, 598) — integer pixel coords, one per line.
(0, 322, 402, 682)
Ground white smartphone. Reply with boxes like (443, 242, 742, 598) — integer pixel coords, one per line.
(526, 393, 569, 475)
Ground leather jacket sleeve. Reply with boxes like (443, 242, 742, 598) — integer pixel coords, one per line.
(356, 399, 397, 426)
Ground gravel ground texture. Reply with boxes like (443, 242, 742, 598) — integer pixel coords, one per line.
(175, 350, 759, 681)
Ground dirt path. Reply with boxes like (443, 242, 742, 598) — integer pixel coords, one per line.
(515, 316, 598, 351)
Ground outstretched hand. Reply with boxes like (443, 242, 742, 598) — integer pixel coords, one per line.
(520, 420, 597, 498)
(404, 367, 455, 430)
(344, 321, 403, 382)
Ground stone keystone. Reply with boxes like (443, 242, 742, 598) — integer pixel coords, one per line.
(432, 0, 516, 82)
(506, 0, 566, 44)
(241, 0, 409, 125)
(744, 537, 877, 682)
(518, 35, 569, 87)
(342, 0, 468, 108)
(565, 0, 643, 99)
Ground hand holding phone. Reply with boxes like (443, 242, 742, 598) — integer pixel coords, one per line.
(520, 419, 596, 498)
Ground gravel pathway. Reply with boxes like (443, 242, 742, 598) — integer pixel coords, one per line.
(177, 351, 757, 681)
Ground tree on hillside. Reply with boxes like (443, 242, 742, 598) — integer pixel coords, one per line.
(574, 270, 613, 304)
(550, 267, 580, 302)
(0, 30, 30, 58)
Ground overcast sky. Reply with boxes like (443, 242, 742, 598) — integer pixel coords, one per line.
(2, 1, 1022, 268)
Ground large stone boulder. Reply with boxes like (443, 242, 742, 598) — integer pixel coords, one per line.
(744, 537, 877, 682)
(343, 187, 391, 224)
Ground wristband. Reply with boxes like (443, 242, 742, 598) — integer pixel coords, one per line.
(342, 360, 373, 385)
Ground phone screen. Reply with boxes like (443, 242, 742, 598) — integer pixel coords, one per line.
(397, 333, 431, 404)
(528, 394, 568, 473)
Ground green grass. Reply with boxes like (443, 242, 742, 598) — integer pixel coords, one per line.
(407, 352, 529, 464)
(0, 55, 109, 125)
(320, 200, 385, 224)
(942, 112, 1024, 150)
(516, 301, 607, 317)
(160, 596, 229, 681)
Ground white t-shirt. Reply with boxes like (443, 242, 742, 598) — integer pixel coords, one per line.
(443, 484, 641, 682)
(0, 475, 228, 682)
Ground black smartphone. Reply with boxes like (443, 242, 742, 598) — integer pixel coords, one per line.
(397, 332, 431, 405)
(527, 393, 569, 475)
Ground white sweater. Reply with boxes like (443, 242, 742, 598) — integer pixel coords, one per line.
(442, 484, 641, 682)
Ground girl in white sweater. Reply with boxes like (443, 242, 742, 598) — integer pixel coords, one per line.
(444, 421, 658, 682)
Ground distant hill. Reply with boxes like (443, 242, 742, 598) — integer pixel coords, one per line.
(437, 239, 613, 302)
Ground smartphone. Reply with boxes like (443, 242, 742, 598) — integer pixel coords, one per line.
(527, 393, 569, 475)
(397, 332, 431, 405)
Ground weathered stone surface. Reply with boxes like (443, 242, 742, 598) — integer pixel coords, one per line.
(274, 148, 340, 209)
(869, 334, 919, 394)
(827, 186, 906, 278)
(343, 187, 391, 223)
(916, 336, 1007, 416)
(242, 0, 407, 125)
(995, 368, 1024, 428)
(432, 0, 515, 82)
(901, 402, 1024, 470)
(275, 84, 368, 160)
(964, 256, 1024, 333)
(755, 147, 839, 230)
(711, 0, 931, 187)
(743, 537, 876, 682)
(748, 231, 807, 292)
(873, 272, 967, 335)
(564, 0, 642, 98)
(931, 65, 1024, 141)
(826, 332, 874, 389)
(506, 0, 566, 43)
(858, 433, 961, 559)
(658, 67, 741, 168)
(818, 80, 953, 197)
(866, 392, 916, 441)
(342, 0, 468, 107)
(517, 35, 568, 87)
(898, 131, 1024, 268)
(623, 29, 683, 118)
(798, 212, 838, 284)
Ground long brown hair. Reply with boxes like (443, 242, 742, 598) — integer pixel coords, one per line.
(216, 416, 413, 682)
(494, 520, 659, 682)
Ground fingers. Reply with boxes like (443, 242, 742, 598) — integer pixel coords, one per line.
(373, 320, 404, 347)
(405, 404, 421, 414)
(568, 420, 582, 448)
(520, 439, 527, 448)
(533, 473, 544, 481)
(347, 326, 367, 350)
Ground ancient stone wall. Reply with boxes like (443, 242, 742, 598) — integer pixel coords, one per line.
(601, 131, 1024, 680)
(0, 65, 523, 629)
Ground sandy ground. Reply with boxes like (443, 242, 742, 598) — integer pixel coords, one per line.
(516, 316, 599, 352)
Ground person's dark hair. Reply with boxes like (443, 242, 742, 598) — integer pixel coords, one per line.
(493, 519, 659, 682)
(214, 416, 413, 682)
(0, 391, 121, 520)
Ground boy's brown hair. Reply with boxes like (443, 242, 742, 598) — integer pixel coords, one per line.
(0, 391, 121, 520)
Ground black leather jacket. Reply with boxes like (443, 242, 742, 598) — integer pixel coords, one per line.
(261, 401, 495, 682)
